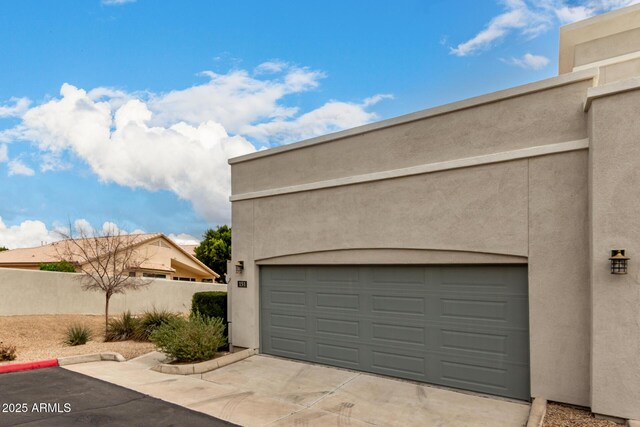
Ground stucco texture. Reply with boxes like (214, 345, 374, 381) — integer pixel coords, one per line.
(589, 89, 640, 420)
(227, 7, 640, 416)
(0, 268, 227, 316)
(528, 151, 590, 406)
(232, 81, 590, 195)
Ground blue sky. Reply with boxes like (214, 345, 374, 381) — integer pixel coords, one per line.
(0, 0, 636, 248)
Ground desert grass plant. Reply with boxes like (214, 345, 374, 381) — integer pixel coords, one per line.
(105, 311, 139, 342)
(0, 341, 17, 361)
(63, 324, 92, 346)
(133, 308, 180, 342)
(150, 312, 226, 363)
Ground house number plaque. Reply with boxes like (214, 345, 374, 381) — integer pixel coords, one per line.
(237, 281, 248, 288)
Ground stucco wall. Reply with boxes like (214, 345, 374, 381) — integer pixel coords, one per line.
(528, 151, 590, 406)
(232, 79, 590, 195)
(250, 160, 529, 258)
(559, 3, 640, 73)
(574, 27, 640, 68)
(0, 268, 227, 316)
(229, 6, 640, 416)
(600, 57, 640, 84)
(588, 88, 640, 419)
(230, 75, 596, 408)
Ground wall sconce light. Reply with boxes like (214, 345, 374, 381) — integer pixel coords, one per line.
(609, 250, 629, 275)
(235, 261, 244, 274)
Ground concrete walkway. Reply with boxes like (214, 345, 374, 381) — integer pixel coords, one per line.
(64, 354, 530, 427)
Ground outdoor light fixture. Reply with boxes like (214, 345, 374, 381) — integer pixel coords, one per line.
(609, 250, 629, 274)
(235, 261, 244, 274)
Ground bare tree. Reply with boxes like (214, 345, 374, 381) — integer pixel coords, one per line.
(55, 223, 151, 333)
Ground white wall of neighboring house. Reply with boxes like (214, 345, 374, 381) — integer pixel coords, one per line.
(0, 268, 227, 315)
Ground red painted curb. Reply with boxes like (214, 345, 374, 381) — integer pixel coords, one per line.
(0, 359, 59, 374)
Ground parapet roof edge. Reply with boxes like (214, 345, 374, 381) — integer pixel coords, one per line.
(229, 68, 598, 165)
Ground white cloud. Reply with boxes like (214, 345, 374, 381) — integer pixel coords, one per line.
(0, 217, 61, 249)
(554, 5, 592, 23)
(450, 0, 548, 56)
(553, 0, 640, 23)
(254, 61, 288, 74)
(363, 94, 395, 107)
(0, 144, 7, 163)
(149, 67, 325, 131)
(0, 216, 200, 249)
(39, 152, 72, 172)
(450, 0, 640, 56)
(1, 64, 389, 224)
(102, 0, 136, 5)
(167, 233, 200, 245)
(70, 219, 144, 237)
(242, 95, 392, 145)
(9, 84, 254, 222)
(8, 159, 35, 176)
(0, 97, 30, 118)
(73, 219, 94, 236)
(504, 53, 550, 70)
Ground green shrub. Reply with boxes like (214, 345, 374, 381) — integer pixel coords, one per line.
(150, 312, 226, 363)
(63, 324, 92, 346)
(192, 292, 228, 348)
(133, 308, 180, 342)
(0, 341, 17, 361)
(105, 311, 139, 342)
(39, 261, 76, 272)
(191, 292, 227, 319)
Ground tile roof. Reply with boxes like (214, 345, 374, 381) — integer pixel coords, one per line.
(0, 233, 160, 265)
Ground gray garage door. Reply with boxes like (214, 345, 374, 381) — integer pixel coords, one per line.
(260, 265, 529, 400)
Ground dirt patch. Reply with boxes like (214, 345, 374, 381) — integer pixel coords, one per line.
(543, 402, 623, 427)
(0, 315, 155, 363)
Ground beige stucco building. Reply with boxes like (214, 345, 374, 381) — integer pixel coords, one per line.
(228, 5, 640, 420)
(0, 233, 218, 282)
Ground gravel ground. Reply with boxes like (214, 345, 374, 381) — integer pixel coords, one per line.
(543, 402, 623, 427)
(0, 315, 156, 364)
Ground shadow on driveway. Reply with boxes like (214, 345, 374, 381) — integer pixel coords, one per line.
(0, 367, 237, 427)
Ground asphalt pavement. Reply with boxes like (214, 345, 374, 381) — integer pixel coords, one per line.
(0, 367, 237, 426)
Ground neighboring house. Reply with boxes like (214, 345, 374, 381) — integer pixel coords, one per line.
(227, 5, 640, 422)
(0, 233, 218, 283)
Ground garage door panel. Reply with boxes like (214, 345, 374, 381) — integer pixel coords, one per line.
(268, 335, 308, 357)
(370, 349, 426, 377)
(440, 297, 508, 321)
(440, 359, 510, 392)
(316, 317, 360, 338)
(370, 266, 427, 286)
(436, 266, 528, 294)
(371, 294, 426, 315)
(437, 326, 529, 363)
(440, 328, 508, 356)
(371, 322, 426, 345)
(266, 290, 307, 307)
(315, 292, 361, 310)
(268, 312, 307, 332)
(435, 353, 530, 400)
(314, 266, 360, 283)
(260, 265, 529, 401)
(316, 341, 361, 366)
(264, 266, 308, 282)
(435, 295, 529, 327)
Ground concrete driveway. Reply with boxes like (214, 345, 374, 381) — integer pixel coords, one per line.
(64, 354, 530, 426)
